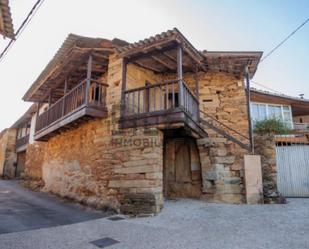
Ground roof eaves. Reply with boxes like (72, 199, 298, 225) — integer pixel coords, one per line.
(23, 34, 113, 101)
(250, 87, 309, 103)
(0, 0, 14, 39)
(115, 28, 203, 62)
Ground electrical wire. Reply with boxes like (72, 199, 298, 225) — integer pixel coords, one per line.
(0, 0, 45, 63)
(251, 80, 286, 95)
(261, 18, 309, 62)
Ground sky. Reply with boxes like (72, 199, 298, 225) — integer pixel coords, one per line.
(0, 0, 308, 130)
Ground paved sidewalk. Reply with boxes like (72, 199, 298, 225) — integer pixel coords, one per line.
(1, 196, 309, 249)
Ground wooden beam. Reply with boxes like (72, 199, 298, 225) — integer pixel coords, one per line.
(163, 51, 192, 69)
(121, 58, 127, 116)
(132, 61, 162, 73)
(48, 90, 52, 107)
(126, 43, 177, 63)
(119, 37, 177, 59)
(151, 55, 175, 70)
(177, 45, 184, 107)
(85, 54, 92, 104)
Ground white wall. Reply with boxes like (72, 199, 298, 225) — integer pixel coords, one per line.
(29, 103, 49, 144)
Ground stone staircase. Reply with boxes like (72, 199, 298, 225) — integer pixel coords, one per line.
(199, 110, 252, 152)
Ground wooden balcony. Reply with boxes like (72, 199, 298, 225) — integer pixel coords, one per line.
(34, 79, 108, 141)
(120, 79, 206, 137)
(15, 134, 30, 152)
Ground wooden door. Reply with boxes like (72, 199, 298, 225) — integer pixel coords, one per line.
(164, 138, 202, 199)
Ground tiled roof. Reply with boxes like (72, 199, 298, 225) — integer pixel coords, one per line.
(250, 87, 309, 103)
(0, 0, 14, 39)
(115, 28, 203, 62)
(23, 34, 114, 101)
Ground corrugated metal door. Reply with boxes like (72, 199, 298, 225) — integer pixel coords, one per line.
(276, 145, 309, 197)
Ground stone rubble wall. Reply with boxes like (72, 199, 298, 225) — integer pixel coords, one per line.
(254, 134, 283, 203)
(196, 72, 249, 203)
(25, 141, 47, 179)
(24, 55, 164, 214)
(197, 137, 246, 203)
(0, 128, 17, 178)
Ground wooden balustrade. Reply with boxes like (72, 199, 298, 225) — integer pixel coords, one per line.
(15, 134, 30, 149)
(123, 79, 199, 122)
(35, 79, 107, 133)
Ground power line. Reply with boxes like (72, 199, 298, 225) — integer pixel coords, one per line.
(261, 18, 309, 62)
(0, 0, 45, 63)
(251, 80, 285, 95)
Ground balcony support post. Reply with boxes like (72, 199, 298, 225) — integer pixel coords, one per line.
(85, 54, 93, 105)
(194, 66, 200, 120)
(35, 102, 41, 133)
(177, 45, 184, 107)
(48, 90, 52, 107)
(62, 79, 68, 116)
(121, 58, 127, 116)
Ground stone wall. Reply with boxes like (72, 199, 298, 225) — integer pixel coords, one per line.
(25, 141, 47, 179)
(197, 137, 246, 203)
(24, 55, 164, 214)
(198, 72, 249, 137)
(196, 72, 249, 203)
(0, 129, 17, 178)
(254, 134, 283, 203)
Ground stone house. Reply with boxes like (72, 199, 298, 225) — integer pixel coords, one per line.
(2, 29, 267, 215)
(0, 128, 16, 178)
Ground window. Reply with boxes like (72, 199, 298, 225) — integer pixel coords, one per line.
(251, 103, 267, 121)
(251, 102, 293, 128)
(268, 105, 282, 119)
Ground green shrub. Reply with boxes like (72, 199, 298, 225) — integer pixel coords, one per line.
(253, 118, 291, 135)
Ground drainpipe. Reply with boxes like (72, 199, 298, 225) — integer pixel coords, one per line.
(245, 66, 254, 154)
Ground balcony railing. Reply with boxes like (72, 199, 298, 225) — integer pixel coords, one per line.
(123, 79, 199, 121)
(121, 79, 204, 135)
(35, 79, 108, 136)
(293, 122, 309, 130)
(15, 134, 30, 151)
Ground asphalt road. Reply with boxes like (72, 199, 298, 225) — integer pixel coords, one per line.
(1, 180, 309, 249)
(0, 180, 106, 235)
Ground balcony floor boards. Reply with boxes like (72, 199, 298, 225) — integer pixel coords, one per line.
(34, 106, 107, 141)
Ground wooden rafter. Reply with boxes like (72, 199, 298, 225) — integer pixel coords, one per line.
(150, 55, 175, 70)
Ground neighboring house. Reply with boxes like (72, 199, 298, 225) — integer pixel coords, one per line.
(0, 0, 14, 39)
(0, 128, 16, 177)
(10, 104, 36, 177)
(2, 29, 267, 214)
(251, 88, 309, 143)
(0, 105, 35, 178)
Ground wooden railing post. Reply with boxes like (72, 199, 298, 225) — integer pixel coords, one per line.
(177, 45, 184, 107)
(85, 54, 93, 105)
(121, 58, 127, 116)
(62, 79, 68, 116)
(35, 102, 41, 132)
(194, 69, 200, 121)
